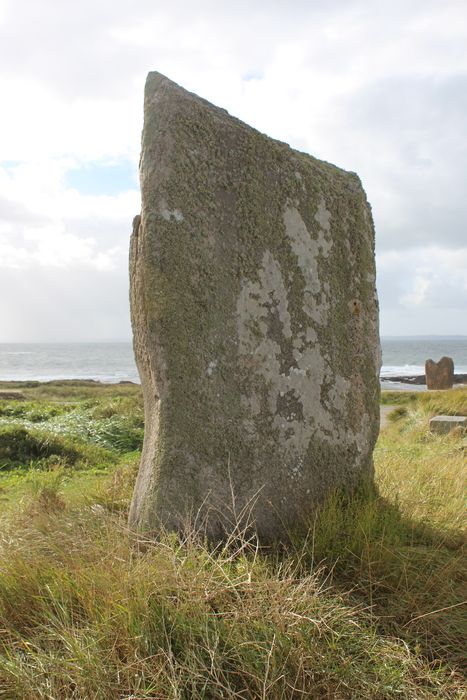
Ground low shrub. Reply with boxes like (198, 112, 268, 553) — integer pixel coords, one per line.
(0, 401, 70, 421)
(0, 425, 116, 470)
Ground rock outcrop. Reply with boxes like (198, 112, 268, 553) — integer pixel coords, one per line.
(425, 357, 454, 390)
(129, 72, 381, 541)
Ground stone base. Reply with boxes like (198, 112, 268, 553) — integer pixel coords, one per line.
(429, 415, 466, 434)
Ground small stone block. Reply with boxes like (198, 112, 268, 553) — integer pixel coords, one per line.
(429, 415, 466, 434)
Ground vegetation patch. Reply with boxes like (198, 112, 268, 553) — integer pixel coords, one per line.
(0, 425, 116, 470)
(0, 401, 72, 421)
(382, 387, 467, 416)
(0, 387, 144, 461)
(0, 509, 463, 699)
(0, 381, 465, 698)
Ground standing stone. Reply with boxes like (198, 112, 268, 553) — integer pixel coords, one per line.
(129, 72, 381, 542)
(425, 357, 454, 390)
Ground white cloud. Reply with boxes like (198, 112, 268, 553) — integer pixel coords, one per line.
(0, 159, 138, 279)
(377, 246, 467, 332)
(0, 0, 466, 339)
(400, 274, 431, 308)
(0, 78, 141, 162)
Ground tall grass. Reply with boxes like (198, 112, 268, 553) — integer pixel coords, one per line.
(381, 387, 467, 416)
(301, 394, 466, 669)
(0, 508, 463, 699)
(0, 383, 465, 698)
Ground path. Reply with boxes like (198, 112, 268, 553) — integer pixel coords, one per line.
(380, 405, 396, 431)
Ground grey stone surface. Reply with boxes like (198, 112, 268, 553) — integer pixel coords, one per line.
(128, 72, 381, 542)
(425, 356, 454, 390)
(429, 415, 466, 434)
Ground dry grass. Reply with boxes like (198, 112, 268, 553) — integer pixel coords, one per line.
(0, 509, 463, 699)
(0, 384, 465, 698)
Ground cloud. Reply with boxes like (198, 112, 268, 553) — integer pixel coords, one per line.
(400, 275, 431, 309)
(0, 265, 131, 342)
(0, 159, 138, 274)
(377, 246, 467, 333)
(0, 0, 466, 340)
(331, 74, 467, 252)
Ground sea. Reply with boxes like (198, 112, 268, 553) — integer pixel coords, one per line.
(0, 337, 466, 390)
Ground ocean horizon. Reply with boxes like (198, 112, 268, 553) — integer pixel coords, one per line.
(0, 337, 466, 388)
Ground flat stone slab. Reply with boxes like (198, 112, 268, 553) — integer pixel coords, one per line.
(429, 415, 466, 434)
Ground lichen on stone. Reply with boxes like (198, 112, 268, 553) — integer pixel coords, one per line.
(128, 72, 381, 542)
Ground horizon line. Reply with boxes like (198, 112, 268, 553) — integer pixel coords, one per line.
(0, 335, 466, 344)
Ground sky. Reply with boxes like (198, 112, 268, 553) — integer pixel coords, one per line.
(0, 0, 466, 341)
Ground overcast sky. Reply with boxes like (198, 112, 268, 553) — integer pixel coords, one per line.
(0, 0, 466, 341)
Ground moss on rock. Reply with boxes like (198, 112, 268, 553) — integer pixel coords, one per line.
(129, 73, 381, 542)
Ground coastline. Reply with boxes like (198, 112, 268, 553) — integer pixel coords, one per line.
(1, 376, 466, 395)
(1, 338, 466, 387)
(381, 373, 467, 386)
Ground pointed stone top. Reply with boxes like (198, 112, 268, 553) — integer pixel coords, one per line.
(144, 71, 241, 132)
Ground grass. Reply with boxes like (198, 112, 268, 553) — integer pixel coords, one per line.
(381, 386, 467, 415)
(0, 424, 118, 471)
(0, 379, 143, 402)
(0, 382, 465, 698)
